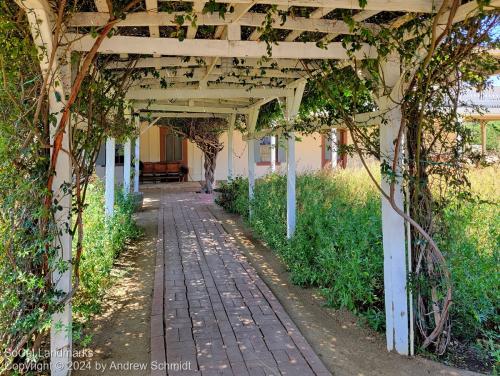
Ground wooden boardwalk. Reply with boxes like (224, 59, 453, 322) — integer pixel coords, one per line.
(151, 192, 331, 376)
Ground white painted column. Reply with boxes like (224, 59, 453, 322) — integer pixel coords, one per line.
(248, 138, 255, 199)
(286, 133, 296, 238)
(134, 116, 140, 193)
(21, 4, 73, 374)
(378, 54, 409, 355)
(49, 84, 72, 376)
(228, 113, 236, 180)
(134, 138, 140, 193)
(380, 106, 408, 355)
(270, 136, 276, 172)
(247, 110, 257, 202)
(247, 108, 259, 215)
(330, 129, 338, 168)
(105, 137, 116, 218)
(123, 139, 131, 195)
(480, 120, 487, 156)
(285, 82, 305, 239)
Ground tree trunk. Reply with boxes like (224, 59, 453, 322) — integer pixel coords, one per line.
(203, 150, 217, 193)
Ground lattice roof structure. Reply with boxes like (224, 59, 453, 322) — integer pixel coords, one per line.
(41, 0, 497, 127)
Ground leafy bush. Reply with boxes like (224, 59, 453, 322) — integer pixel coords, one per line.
(437, 166, 499, 364)
(72, 179, 139, 344)
(217, 170, 385, 329)
(217, 167, 499, 353)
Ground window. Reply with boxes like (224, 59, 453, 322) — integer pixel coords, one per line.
(322, 130, 348, 169)
(165, 133, 183, 162)
(254, 136, 285, 164)
(115, 144, 124, 165)
(324, 135, 333, 162)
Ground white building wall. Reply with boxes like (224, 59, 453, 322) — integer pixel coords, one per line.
(133, 125, 329, 182)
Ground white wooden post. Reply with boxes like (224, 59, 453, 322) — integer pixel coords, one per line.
(330, 129, 338, 168)
(134, 116, 140, 193)
(286, 132, 296, 238)
(379, 55, 409, 355)
(286, 91, 296, 239)
(49, 82, 73, 376)
(105, 137, 116, 217)
(123, 139, 131, 194)
(480, 120, 487, 156)
(248, 137, 255, 200)
(285, 83, 306, 239)
(228, 113, 236, 180)
(247, 109, 258, 204)
(21, 3, 73, 373)
(270, 136, 276, 172)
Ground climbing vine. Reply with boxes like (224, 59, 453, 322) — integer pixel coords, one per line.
(0, 0, 141, 371)
(255, 0, 499, 355)
(0, 0, 498, 372)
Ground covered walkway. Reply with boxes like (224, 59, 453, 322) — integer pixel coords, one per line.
(150, 190, 330, 376)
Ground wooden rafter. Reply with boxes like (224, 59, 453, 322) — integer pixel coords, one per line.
(158, 0, 441, 13)
(66, 34, 377, 60)
(70, 11, 379, 35)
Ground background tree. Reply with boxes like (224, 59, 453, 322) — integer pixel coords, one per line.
(162, 117, 228, 193)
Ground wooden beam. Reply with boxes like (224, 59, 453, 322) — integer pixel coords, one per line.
(187, 1, 206, 39)
(159, 0, 440, 13)
(106, 56, 305, 70)
(67, 34, 377, 60)
(94, 0, 108, 12)
(126, 87, 287, 100)
(143, 112, 229, 118)
(285, 7, 335, 42)
(145, 0, 160, 58)
(249, 5, 288, 41)
(69, 11, 377, 35)
(133, 103, 250, 114)
(132, 78, 292, 89)
(200, 57, 220, 88)
(321, 10, 380, 43)
(136, 67, 303, 79)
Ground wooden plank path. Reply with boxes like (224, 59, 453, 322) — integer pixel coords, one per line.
(151, 191, 331, 376)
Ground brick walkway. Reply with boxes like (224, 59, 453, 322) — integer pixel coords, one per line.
(151, 192, 331, 376)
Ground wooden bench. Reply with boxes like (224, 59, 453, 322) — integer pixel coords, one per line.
(140, 162, 188, 183)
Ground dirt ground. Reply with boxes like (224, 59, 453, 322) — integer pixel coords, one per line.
(75, 185, 481, 376)
(74, 188, 162, 376)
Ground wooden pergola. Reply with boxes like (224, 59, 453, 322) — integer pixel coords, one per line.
(459, 86, 500, 155)
(15, 0, 499, 374)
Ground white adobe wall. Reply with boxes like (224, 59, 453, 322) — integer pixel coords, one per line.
(187, 130, 324, 181)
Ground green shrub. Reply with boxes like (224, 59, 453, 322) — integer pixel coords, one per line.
(217, 167, 499, 353)
(72, 179, 139, 344)
(217, 170, 385, 329)
(437, 166, 499, 363)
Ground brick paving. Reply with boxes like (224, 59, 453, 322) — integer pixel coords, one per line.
(151, 192, 331, 376)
